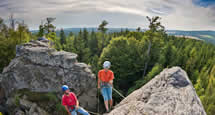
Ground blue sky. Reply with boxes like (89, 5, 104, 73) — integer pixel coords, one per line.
(194, 0, 215, 7)
(0, 0, 215, 30)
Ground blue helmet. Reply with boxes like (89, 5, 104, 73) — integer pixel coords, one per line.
(62, 85, 69, 92)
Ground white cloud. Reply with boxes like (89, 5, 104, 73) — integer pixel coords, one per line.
(0, 0, 215, 30)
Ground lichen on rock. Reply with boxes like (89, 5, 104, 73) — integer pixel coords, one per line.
(108, 67, 206, 115)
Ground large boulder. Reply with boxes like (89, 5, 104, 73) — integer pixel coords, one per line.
(108, 67, 206, 115)
(0, 40, 97, 114)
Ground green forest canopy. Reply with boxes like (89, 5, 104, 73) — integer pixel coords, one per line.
(0, 16, 215, 115)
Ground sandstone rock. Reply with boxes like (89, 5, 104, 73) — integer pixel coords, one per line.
(28, 103, 48, 115)
(15, 110, 25, 115)
(6, 97, 15, 106)
(0, 82, 5, 104)
(108, 67, 206, 115)
(19, 99, 34, 109)
(0, 40, 97, 113)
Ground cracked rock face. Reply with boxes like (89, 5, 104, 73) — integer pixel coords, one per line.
(0, 40, 97, 111)
(108, 67, 206, 115)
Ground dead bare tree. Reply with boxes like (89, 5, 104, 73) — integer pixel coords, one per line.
(9, 14, 16, 30)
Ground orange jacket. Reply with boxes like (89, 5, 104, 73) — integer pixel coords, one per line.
(98, 69, 114, 82)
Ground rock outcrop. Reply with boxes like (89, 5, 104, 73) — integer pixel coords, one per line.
(108, 67, 206, 115)
(0, 40, 97, 114)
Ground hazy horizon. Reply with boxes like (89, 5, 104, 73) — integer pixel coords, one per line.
(30, 27, 215, 32)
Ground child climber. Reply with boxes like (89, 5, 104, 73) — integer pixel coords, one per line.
(98, 61, 114, 113)
(61, 85, 89, 115)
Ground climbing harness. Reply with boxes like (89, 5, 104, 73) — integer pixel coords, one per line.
(101, 81, 125, 99)
(68, 105, 76, 113)
(100, 82, 112, 88)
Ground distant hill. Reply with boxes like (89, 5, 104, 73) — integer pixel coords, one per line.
(54, 28, 137, 36)
(31, 28, 215, 45)
(167, 30, 215, 44)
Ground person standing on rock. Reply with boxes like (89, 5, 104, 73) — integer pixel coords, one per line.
(61, 85, 89, 115)
(98, 61, 114, 113)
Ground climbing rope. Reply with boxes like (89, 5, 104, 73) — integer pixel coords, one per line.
(84, 85, 101, 115)
(87, 110, 101, 115)
(85, 87, 125, 115)
(112, 87, 125, 99)
(86, 78, 126, 115)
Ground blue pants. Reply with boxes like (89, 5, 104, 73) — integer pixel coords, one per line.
(71, 107, 89, 115)
(101, 86, 112, 101)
